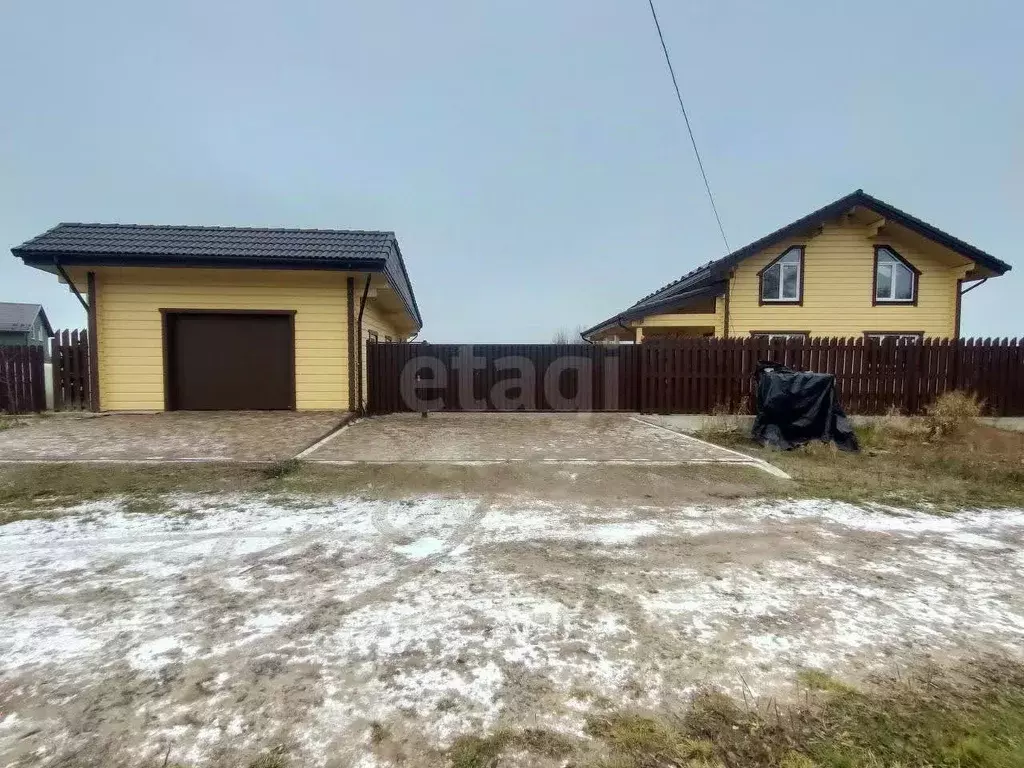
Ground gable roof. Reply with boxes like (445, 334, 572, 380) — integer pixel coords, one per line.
(583, 189, 1011, 339)
(0, 302, 52, 336)
(12, 223, 422, 329)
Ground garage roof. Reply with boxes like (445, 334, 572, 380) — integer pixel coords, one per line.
(13, 223, 422, 329)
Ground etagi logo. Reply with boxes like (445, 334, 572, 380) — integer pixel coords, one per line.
(397, 348, 624, 411)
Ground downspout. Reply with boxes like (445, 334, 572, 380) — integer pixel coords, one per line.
(722, 277, 731, 339)
(53, 258, 99, 411)
(616, 317, 632, 343)
(53, 258, 89, 312)
(957, 278, 988, 339)
(355, 275, 372, 412)
(959, 277, 988, 297)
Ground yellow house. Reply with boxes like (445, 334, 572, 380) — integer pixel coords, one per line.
(582, 190, 1011, 344)
(13, 224, 421, 412)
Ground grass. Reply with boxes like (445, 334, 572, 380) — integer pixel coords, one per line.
(697, 416, 1024, 510)
(448, 727, 575, 768)
(444, 658, 1024, 768)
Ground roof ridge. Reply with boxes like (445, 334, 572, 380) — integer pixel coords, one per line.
(56, 222, 397, 237)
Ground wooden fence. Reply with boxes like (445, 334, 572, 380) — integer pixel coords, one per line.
(367, 343, 640, 413)
(51, 329, 92, 411)
(0, 345, 46, 414)
(368, 337, 1024, 416)
(641, 337, 1024, 416)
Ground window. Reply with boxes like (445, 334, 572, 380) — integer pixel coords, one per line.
(874, 246, 918, 304)
(759, 247, 803, 304)
(864, 331, 923, 344)
(750, 331, 809, 343)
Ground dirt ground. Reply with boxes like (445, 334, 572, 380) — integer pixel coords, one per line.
(0, 412, 347, 462)
(1, 489, 1022, 767)
(306, 412, 768, 469)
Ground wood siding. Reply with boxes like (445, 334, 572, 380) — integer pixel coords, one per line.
(72, 267, 351, 411)
(728, 221, 969, 338)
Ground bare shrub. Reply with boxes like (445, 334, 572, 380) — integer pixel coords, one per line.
(875, 405, 928, 442)
(925, 391, 983, 438)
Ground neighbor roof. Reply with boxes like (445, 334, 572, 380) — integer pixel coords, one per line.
(583, 189, 1012, 339)
(12, 223, 422, 329)
(0, 302, 52, 336)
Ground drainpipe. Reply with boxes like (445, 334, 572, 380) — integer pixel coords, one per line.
(959, 278, 988, 297)
(54, 258, 89, 312)
(957, 278, 988, 338)
(355, 275, 372, 412)
(723, 276, 731, 338)
(615, 316, 633, 344)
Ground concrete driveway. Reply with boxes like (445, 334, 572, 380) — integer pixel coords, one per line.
(0, 411, 348, 462)
(305, 412, 784, 474)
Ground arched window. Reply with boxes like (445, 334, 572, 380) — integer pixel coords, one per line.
(759, 246, 804, 304)
(874, 247, 918, 304)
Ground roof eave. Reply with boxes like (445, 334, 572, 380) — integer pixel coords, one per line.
(15, 249, 424, 332)
(582, 284, 725, 339)
(856, 191, 1011, 275)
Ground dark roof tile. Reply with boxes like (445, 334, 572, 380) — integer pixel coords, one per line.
(13, 223, 422, 328)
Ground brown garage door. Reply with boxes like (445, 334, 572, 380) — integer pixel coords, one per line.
(165, 312, 295, 410)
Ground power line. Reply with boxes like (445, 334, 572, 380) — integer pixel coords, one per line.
(645, 0, 730, 253)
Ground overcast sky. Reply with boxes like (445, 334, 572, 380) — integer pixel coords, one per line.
(2, 0, 1021, 341)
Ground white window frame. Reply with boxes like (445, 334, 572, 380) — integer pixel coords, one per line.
(751, 332, 809, 343)
(864, 332, 922, 344)
(874, 246, 917, 304)
(759, 246, 803, 304)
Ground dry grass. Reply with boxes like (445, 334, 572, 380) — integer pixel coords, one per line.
(444, 658, 1024, 768)
(699, 393, 1024, 509)
(448, 728, 575, 768)
(0, 461, 781, 522)
(926, 390, 985, 437)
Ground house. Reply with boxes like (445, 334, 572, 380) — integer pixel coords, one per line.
(0, 302, 54, 357)
(11, 224, 421, 412)
(582, 190, 1011, 343)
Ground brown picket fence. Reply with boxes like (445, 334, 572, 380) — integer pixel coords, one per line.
(0, 345, 46, 414)
(640, 336, 1024, 416)
(368, 337, 1024, 416)
(51, 329, 92, 411)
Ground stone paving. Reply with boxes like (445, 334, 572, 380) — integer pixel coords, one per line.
(306, 411, 768, 467)
(0, 411, 348, 462)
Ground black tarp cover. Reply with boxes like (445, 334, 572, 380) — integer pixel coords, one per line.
(751, 363, 859, 452)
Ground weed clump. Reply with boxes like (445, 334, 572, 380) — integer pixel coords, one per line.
(926, 390, 984, 438)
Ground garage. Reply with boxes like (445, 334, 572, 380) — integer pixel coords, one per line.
(164, 311, 295, 410)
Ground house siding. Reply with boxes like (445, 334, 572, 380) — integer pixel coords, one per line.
(632, 295, 725, 338)
(72, 267, 352, 411)
(0, 330, 30, 347)
(727, 221, 969, 338)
